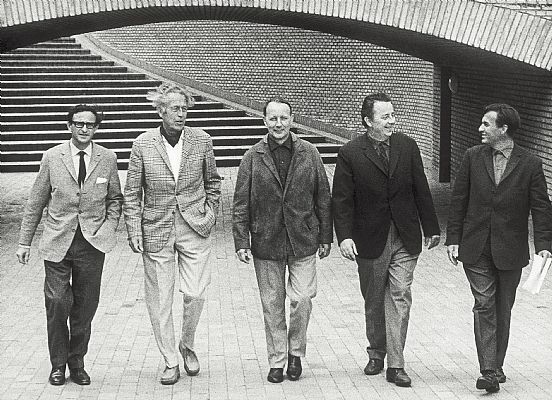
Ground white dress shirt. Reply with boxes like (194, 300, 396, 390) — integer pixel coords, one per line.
(70, 140, 92, 180)
(162, 134, 183, 182)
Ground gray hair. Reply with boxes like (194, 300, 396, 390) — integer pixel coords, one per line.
(146, 82, 195, 111)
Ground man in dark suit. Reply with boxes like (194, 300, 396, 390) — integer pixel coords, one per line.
(16, 104, 123, 386)
(446, 103, 551, 393)
(233, 98, 332, 383)
(332, 93, 440, 387)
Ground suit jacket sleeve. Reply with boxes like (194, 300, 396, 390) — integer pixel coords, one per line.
(313, 150, 333, 244)
(445, 150, 471, 245)
(232, 150, 252, 251)
(18, 151, 52, 246)
(411, 140, 440, 237)
(331, 147, 355, 244)
(123, 141, 144, 240)
(530, 158, 552, 253)
(203, 137, 222, 215)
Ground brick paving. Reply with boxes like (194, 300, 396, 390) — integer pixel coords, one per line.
(1, 165, 552, 400)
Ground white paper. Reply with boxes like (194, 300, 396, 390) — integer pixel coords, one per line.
(522, 253, 551, 294)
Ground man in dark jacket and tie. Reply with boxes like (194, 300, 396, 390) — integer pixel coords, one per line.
(233, 98, 332, 384)
(332, 93, 440, 387)
(446, 103, 552, 393)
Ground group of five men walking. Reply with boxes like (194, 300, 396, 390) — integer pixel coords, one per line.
(16, 83, 551, 394)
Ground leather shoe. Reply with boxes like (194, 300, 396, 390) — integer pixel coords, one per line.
(49, 367, 66, 386)
(476, 370, 500, 393)
(267, 368, 284, 383)
(286, 354, 302, 381)
(386, 368, 412, 387)
(179, 342, 200, 376)
(69, 368, 90, 385)
(496, 367, 506, 383)
(160, 365, 180, 385)
(364, 358, 384, 375)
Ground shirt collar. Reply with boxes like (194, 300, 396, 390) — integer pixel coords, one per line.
(160, 124, 183, 147)
(268, 135, 292, 151)
(366, 132, 390, 147)
(70, 140, 92, 157)
(492, 138, 514, 156)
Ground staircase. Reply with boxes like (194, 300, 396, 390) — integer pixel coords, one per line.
(0, 37, 341, 172)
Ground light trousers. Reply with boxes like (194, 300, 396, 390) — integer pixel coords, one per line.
(356, 223, 419, 368)
(253, 253, 317, 368)
(142, 211, 212, 368)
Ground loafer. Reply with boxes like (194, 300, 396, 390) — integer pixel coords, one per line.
(179, 342, 200, 376)
(69, 368, 90, 385)
(476, 370, 500, 393)
(286, 354, 302, 381)
(160, 365, 180, 385)
(386, 368, 412, 387)
(49, 366, 66, 386)
(496, 367, 506, 383)
(267, 368, 284, 383)
(364, 358, 384, 375)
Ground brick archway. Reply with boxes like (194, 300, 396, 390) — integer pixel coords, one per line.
(1, 0, 551, 71)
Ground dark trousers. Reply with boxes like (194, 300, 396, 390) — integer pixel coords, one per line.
(463, 240, 522, 372)
(44, 227, 105, 369)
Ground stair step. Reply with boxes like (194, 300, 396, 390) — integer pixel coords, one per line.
(1, 66, 129, 73)
(0, 54, 102, 61)
(0, 101, 223, 113)
(2, 80, 160, 89)
(27, 42, 82, 49)
(1, 60, 117, 67)
(9, 48, 93, 55)
(2, 87, 160, 96)
(1, 72, 148, 81)
(1, 94, 195, 104)
(0, 109, 246, 122)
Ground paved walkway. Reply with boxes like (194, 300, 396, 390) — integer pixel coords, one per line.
(1, 165, 552, 400)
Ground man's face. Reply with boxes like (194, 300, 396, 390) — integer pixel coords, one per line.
(159, 92, 188, 135)
(365, 101, 395, 139)
(264, 102, 293, 144)
(479, 111, 508, 146)
(68, 111, 98, 150)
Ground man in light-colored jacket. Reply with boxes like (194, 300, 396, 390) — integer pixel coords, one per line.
(17, 104, 122, 386)
(124, 83, 221, 385)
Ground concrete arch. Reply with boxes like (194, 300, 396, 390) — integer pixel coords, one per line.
(1, 0, 551, 71)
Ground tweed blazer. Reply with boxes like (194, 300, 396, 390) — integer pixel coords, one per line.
(332, 132, 440, 259)
(123, 126, 221, 253)
(232, 133, 333, 260)
(446, 144, 552, 270)
(19, 142, 123, 262)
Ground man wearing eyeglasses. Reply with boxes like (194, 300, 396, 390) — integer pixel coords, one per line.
(124, 83, 221, 385)
(16, 104, 123, 386)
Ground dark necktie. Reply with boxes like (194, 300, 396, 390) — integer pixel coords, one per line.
(376, 142, 389, 172)
(78, 151, 86, 187)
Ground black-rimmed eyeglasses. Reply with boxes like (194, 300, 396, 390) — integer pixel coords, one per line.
(72, 122, 98, 129)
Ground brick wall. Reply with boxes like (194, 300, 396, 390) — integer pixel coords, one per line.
(91, 20, 435, 156)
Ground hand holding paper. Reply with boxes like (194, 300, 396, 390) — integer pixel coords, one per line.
(522, 252, 551, 294)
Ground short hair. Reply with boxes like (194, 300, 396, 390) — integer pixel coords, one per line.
(263, 97, 293, 116)
(484, 103, 520, 137)
(146, 82, 195, 111)
(361, 93, 392, 128)
(67, 104, 103, 125)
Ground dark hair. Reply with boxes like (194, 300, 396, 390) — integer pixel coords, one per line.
(263, 97, 293, 116)
(361, 93, 392, 128)
(484, 103, 520, 137)
(67, 104, 103, 125)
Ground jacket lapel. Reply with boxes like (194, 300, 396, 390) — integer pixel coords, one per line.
(388, 133, 400, 178)
(361, 134, 387, 176)
(483, 146, 496, 185)
(60, 142, 78, 183)
(86, 142, 102, 180)
(152, 127, 173, 177)
(259, 135, 283, 188)
(177, 127, 193, 186)
(498, 144, 522, 186)
(283, 133, 304, 196)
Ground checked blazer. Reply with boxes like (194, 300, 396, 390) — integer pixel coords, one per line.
(123, 126, 221, 253)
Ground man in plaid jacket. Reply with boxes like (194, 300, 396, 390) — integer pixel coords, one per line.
(123, 83, 221, 385)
